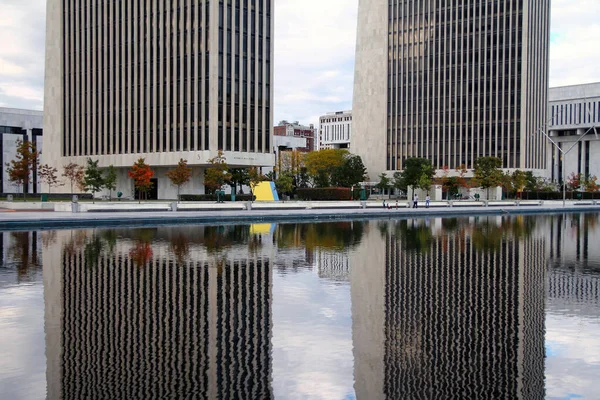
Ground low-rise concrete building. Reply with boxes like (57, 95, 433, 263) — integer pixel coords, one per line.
(0, 107, 44, 194)
(547, 82, 600, 183)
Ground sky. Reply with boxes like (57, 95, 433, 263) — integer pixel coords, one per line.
(1, 0, 599, 126)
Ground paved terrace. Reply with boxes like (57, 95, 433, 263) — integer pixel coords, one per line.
(0, 200, 598, 231)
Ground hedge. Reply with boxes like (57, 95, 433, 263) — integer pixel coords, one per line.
(297, 188, 353, 201)
(521, 191, 600, 200)
(180, 194, 255, 202)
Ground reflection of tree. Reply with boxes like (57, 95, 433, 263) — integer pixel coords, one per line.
(8, 232, 41, 280)
(170, 233, 190, 264)
(275, 222, 365, 251)
(41, 230, 57, 249)
(203, 225, 250, 254)
(129, 242, 153, 268)
(63, 230, 89, 257)
(84, 234, 104, 269)
(394, 220, 433, 252)
(470, 221, 505, 251)
(101, 230, 118, 254)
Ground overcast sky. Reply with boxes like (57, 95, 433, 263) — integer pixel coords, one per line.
(1, 0, 599, 126)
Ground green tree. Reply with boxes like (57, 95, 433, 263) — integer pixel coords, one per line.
(331, 154, 367, 187)
(584, 175, 599, 199)
(227, 168, 250, 195)
(166, 159, 192, 202)
(103, 165, 118, 201)
(128, 158, 155, 203)
(375, 173, 391, 197)
(204, 151, 231, 194)
(512, 170, 528, 198)
(393, 171, 406, 193)
(473, 157, 503, 199)
(6, 140, 40, 201)
(275, 173, 294, 200)
(398, 158, 435, 192)
(83, 158, 105, 203)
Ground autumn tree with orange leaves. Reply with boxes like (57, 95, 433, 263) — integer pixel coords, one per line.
(128, 158, 154, 203)
(62, 162, 86, 193)
(6, 140, 40, 201)
(166, 159, 192, 202)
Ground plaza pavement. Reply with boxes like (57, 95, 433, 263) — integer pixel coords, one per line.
(0, 200, 598, 231)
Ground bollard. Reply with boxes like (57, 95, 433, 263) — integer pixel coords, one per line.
(448, 200, 453, 208)
(71, 202, 80, 213)
(361, 201, 367, 209)
(516, 200, 521, 207)
(170, 202, 178, 212)
(484, 200, 489, 208)
(246, 201, 253, 211)
(539, 200, 544, 206)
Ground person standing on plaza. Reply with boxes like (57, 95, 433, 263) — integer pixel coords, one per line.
(413, 193, 419, 209)
(426, 194, 431, 208)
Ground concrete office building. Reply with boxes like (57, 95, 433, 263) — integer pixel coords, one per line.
(547, 82, 600, 183)
(44, 0, 274, 199)
(353, 1, 550, 178)
(318, 110, 352, 151)
(0, 108, 44, 194)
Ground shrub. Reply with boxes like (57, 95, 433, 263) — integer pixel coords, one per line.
(296, 187, 353, 201)
(179, 194, 255, 202)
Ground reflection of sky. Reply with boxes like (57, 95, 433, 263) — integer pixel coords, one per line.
(545, 313, 600, 400)
(0, 282, 46, 400)
(272, 267, 355, 400)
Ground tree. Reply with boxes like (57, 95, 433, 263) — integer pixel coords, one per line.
(500, 172, 515, 199)
(473, 157, 503, 199)
(331, 154, 367, 188)
(455, 164, 470, 191)
(398, 158, 435, 192)
(375, 173, 391, 197)
(103, 165, 118, 201)
(304, 149, 348, 187)
(227, 168, 250, 195)
(62, 163, 85, 193)
(84, 159, 105, 203)
(584, 175, 599, 199)
(512, 170, 528, 199)
(128, 158, 155, 203)
(6, 140, 40, 201)
(204, 151, 231, 194)
(566, 172, 583, 193)
(166, 159, 192, 202)
(275, 172, 294, 200)
(38, 164, 64, 193)
(393, 171, 406, 193)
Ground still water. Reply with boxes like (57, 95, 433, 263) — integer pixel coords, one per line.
(0, 214, 599, 399)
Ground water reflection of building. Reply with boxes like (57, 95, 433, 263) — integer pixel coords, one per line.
(546, 213, 600, 317)
(351, 218, 547, 399)
(44, 227, 273, 399)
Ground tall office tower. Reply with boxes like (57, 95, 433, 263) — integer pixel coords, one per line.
(352, 1, 550, 178)
(44, 0, 274, 199)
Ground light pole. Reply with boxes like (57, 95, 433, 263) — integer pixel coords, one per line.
(537, 124, 598, 207)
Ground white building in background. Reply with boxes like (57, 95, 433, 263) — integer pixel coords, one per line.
(0, 108, 43, 194)
(547, 82, 600, 183)
(43, 0, 275, 200)
(318, 111, 352, 151)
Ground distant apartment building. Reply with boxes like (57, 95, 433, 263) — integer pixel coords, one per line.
(547, 82, 600, 183)
(318, 110, 352, 151)
(273, 121, 315, 152)
(0, 108, 43, 194)
(44, 0, 275, 200)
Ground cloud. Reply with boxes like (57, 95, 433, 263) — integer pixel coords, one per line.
(0, 0, 46, 111)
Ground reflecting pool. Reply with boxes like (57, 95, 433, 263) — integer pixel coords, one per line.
(1, 214, 600, 399)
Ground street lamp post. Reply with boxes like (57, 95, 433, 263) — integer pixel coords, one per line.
(538, 125, 598, 207)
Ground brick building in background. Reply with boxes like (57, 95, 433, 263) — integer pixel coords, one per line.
(273, 121, 315, 152)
